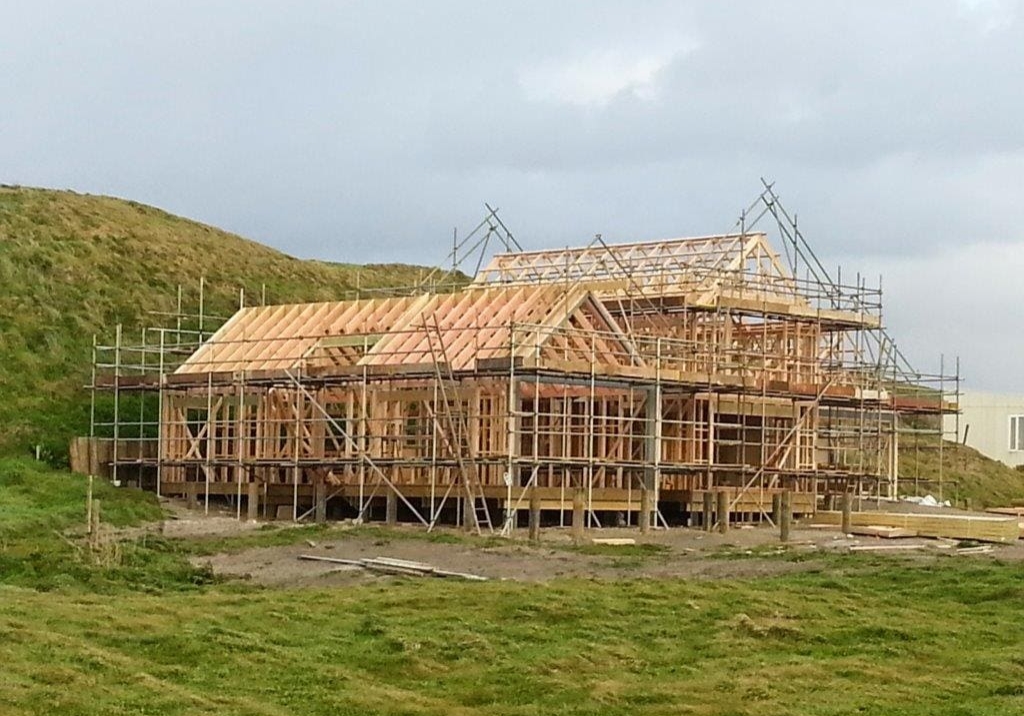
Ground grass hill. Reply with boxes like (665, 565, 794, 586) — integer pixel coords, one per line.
(0, 186, 438, 458)
(899, 438, 1024, 509)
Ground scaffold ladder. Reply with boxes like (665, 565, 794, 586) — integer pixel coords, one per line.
(422, 315, 493, 534)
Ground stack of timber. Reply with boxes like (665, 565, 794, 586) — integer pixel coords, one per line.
(811, 510, 1019, 544)
(986, 507, 1024, 537)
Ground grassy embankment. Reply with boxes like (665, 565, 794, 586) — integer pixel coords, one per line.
(898, 433, 1024, 508)
(0, 186, 439, 459)
(2, 457, 1024, 715)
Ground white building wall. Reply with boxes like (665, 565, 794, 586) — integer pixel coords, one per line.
(944, 391, 1024, 467)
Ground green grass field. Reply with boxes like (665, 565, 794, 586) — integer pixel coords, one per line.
(2, 459, 1024, 715)
(5, 562, 1024, 716)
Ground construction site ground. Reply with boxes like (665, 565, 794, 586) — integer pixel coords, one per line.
(161, 499, 1024, 588)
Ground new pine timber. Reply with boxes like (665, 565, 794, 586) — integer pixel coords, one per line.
(91, 231, 956, 529)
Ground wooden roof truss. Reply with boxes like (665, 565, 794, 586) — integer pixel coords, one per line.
(174, 285, 642, 376)
(472, 232, 802, 305)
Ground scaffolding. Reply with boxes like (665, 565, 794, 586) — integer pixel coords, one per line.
(85, 191, 960, 530)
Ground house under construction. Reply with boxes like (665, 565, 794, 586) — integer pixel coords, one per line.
(87, 189, 958, 532)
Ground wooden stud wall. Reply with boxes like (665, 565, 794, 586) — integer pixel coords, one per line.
(107, 232, 946, 522)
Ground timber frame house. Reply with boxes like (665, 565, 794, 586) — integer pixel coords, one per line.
(87, 187, 959, 532)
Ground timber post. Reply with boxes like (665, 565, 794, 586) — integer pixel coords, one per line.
(780, 489, 792, 543)
(315, 480, 327, 524)
(247, 480, 259, 521)
(572, 486, 585, 545)
(528, 486, 541, 543)
(639, 487, 651, 533)
(841, 489, 852, 535)
(185, 482, 198, 510)
(717, 490, 729, 534)
(386, 490, 398, 526)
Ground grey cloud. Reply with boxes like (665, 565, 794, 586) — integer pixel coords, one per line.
(1, 0, 1022, 387)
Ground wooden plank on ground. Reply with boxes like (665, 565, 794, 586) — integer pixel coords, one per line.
(850, 525, 918, 539)
(298, 554, 488, 581)
(849, 544, 929, 552)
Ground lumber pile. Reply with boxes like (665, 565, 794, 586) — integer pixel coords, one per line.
(986, 507, 1024, 516)
(298, 554, 488, 581)
(811, 510, 1019, 544)
(986, 507, 1024, 537)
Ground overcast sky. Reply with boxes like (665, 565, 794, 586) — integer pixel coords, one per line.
(2, 1, 1022, 391)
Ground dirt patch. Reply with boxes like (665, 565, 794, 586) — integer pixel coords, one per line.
(159, 499, 268, 539)
(162, 502, 1022, 587)
(107, 498, 270, 542)
(195, 536, 821, 587)
(189, 524, 887, 587)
